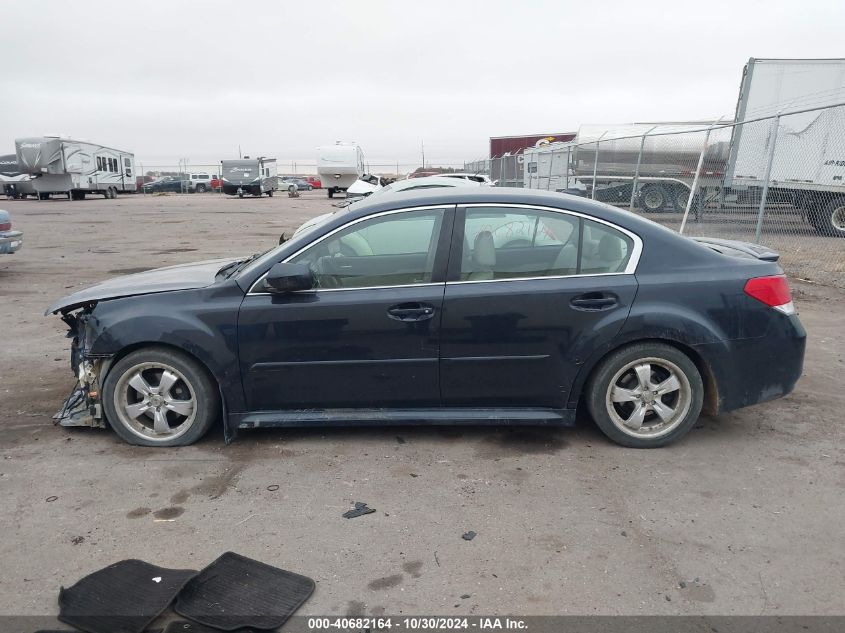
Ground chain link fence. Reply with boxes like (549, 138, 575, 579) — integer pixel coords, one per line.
(467, 104, 845, 288)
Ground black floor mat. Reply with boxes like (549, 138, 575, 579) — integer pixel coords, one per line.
(58, 560, 196, 633)
(174, 552, 315, 631)
(164, 619, 258, 633)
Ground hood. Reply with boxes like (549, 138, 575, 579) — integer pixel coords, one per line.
(46, 257, 240, 315)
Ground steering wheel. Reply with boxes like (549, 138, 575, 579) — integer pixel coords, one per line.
(312, 256, 343, 289)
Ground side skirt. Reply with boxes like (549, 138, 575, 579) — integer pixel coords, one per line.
(234, 408, 576, 429)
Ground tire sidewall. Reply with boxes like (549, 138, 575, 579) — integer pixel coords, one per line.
(640, 185, 666, 212)
(812, 198, 845, 237)
(586, 342, 704, 448)
(102, 347, 219, 447)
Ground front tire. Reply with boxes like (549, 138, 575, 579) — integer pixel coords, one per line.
(327, 188, 334, 198)
(102, 347, 219, 447)
(586, 342, 703, 448)
(195, 183, 207, 193)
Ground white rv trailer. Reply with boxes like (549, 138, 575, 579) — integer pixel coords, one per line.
(0, 154, 34, 199)
(15, 136, 135, 200)
(522, 141, 585, 194)
(316, 142, 365, 198)
(725, 58, 845, 235)
(220, 157, 278, 197)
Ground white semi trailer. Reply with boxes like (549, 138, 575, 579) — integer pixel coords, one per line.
(317, 142, 365, 198)
(725, 58, 845, 236)
(15, 136, 135, 200)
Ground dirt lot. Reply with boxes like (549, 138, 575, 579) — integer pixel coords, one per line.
(1, 192, 843, 624)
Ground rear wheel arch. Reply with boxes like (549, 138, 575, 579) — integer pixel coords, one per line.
(572, 337, 719, 415)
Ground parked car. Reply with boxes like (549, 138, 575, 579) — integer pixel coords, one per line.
(305, 176, 321, 189)
(142, 176, 189, 193)
(437, 172, 495, 185)
(280, 177, 313, 192)
(297, 175, 486, 234)
(0, 209, 23, 254)
(47, 188, 805, 448)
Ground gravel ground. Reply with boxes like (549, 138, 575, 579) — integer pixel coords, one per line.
(1, 191, 843, 624)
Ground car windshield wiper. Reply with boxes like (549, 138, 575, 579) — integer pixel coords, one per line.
(217, 255, 257, 279)
(223, 250, 271, 278)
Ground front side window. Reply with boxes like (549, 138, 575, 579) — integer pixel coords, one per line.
(459, 207, 632, 281)
(289, 209, 445, 289)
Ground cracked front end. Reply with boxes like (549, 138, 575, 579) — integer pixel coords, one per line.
(53, 307, 109, 428)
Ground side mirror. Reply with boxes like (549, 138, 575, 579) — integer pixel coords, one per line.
(278, 232, 288, 245)
(263, 262, 314, 294)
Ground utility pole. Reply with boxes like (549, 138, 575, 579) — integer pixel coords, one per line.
(421, 141, 425, 170)
(238, 145, 242, 159)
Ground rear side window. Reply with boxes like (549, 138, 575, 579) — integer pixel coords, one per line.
(459, 207, 633, 281)
(461, 208, 579, 281)
(580, 219, 633, 274)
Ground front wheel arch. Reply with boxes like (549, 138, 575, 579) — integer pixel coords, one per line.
(101, 342, 229, 436)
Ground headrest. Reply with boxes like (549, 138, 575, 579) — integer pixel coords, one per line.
(598, 234, 623, 261)
(473, 231, 496, 267)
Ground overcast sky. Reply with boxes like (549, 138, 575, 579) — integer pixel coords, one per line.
(3, 0, 844, 169)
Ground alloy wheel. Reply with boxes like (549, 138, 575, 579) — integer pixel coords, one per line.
(605, 357, 692, 439)
(113, 361, 197, 442)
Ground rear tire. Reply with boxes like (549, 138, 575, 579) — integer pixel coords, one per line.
(639, 184, 667, 212)
(267, 189, 273, 197)
(102, 347, 219, 447)
(810, 197, 845, 237)
(195, 183, 207, 193)
(586, 342, 703, 448)
(327, 188, 334, 198)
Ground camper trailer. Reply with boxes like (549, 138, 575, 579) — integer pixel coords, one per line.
(0, 154, 34, 199)
(15, 137, 135, 200)
(220, 157, 278, 197)
(316, 142, 365, 198)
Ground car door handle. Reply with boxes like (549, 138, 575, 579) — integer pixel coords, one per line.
(570, 293, 618, 311)
(387, 302, 436, 322)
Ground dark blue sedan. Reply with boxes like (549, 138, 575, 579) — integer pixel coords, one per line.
(48, 188, 805, 448)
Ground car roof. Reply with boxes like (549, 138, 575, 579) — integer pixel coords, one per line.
(347, 186, 663, 234)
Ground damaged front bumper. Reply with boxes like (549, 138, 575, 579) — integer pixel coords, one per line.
(53, 308, 110, 428)
(53, 359, 108, 428)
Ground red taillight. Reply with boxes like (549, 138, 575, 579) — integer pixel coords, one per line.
(0, 222, 10, 231)
(744, 275, 794, 314)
